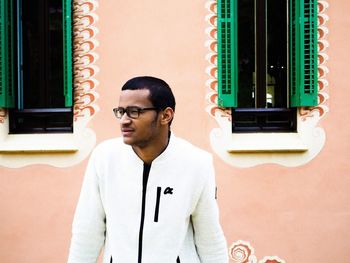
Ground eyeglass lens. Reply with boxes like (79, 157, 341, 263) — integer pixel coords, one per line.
(114, 107, 140, 119)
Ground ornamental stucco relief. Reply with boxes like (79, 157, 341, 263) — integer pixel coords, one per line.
(230, 240, 285, 263)
(73, 0, 99, 125)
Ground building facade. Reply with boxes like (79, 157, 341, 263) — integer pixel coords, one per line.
(0, 0, 349, 262)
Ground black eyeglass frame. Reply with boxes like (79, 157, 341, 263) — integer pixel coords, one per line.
(113, 106, 159, 119)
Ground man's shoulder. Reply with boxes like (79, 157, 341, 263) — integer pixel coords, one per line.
(172, 136, 212, 161)
(92, 137, 127, 155)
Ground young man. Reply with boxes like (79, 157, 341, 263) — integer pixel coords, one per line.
(67, 76, 228, 263)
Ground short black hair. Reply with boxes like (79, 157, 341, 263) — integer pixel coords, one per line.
(121, 76, 176, 112)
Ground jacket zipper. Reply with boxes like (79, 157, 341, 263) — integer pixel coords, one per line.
(176, 256, 180, 263)
(110, 256, 113, 263)
(138, 163, 152, 263)
(154, 187, 162, 222)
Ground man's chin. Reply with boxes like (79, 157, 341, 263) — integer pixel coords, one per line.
(122, 137, 133, 145)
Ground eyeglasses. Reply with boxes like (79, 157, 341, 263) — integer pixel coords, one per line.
(113, 106, 158, 119)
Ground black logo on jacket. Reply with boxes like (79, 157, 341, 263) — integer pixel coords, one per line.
(164, 187, 174, 195)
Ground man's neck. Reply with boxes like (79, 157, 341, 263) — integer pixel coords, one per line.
(132, 132, 170, 164)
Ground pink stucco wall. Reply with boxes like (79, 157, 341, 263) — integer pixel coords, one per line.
(0, 1, 349, 262)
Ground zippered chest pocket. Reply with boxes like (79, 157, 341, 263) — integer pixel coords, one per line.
(153, 186, 176, 223)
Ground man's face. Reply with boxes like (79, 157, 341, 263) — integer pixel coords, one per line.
(118, 89, 161, 148)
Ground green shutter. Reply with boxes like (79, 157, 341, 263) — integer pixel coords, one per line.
(217, 0, 238, 107)
(0, 0, 15, 108)
(63, 0, 73, 107)
(290, 0, 318, 107)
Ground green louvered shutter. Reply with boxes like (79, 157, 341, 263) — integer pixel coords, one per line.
(217, 0, 238, 107)
(0, 0, 15, 108)
(63, 0, 73, 107)
(290, 0, 318, 107)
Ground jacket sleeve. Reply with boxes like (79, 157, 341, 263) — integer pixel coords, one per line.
(67, 150, 106, 263)
(191, 155, 229, 263)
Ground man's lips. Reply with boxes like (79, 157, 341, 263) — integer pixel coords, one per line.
(121, 128, 134, 136)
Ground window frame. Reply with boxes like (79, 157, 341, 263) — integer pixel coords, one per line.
(217, 0, 318, 133)
(0, 0, 74, 134)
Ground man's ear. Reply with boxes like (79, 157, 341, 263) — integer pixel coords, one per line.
(160, 107, 174, 126)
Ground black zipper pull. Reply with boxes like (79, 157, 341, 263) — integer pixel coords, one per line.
(154, 187, 162, 222)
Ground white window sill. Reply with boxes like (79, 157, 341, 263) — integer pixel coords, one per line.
(227, 133, 308, 153)
(0, 127, 96, 168)
(0, 134, 78, 153)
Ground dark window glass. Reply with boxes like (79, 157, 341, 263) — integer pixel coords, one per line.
(233, 0, 295, 132)
(9, 0, 72, 134)
(266, 0, 288, 108)
(237, 0, 255, 108)
(22, 0, 64, 108)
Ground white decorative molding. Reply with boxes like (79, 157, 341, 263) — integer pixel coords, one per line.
(73, 0, 100, 125)
(205, 0, 329, 168)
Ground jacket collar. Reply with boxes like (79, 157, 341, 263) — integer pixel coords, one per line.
(127, 132, 176, 165)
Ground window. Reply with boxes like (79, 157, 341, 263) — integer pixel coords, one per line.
(217, 0, 318, 132)
(0, 0, 73, 134)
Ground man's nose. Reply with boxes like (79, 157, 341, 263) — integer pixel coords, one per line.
(119, 112, 132, 124)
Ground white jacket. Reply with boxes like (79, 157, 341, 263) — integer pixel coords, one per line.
(68, 135, 228, 263)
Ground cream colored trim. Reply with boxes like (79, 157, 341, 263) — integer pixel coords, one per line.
(0, 118, 96, 168)
(209, 117, 326, 167)
(227, 133, 308, 153)
(0, 134, 78, 153)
